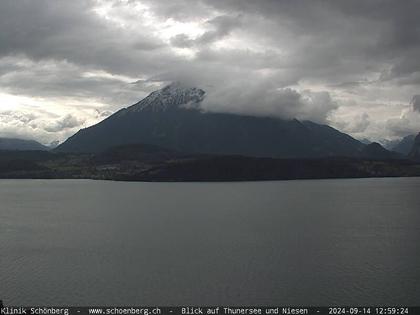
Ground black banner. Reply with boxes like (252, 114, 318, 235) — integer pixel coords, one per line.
(1, 306, 419, 315)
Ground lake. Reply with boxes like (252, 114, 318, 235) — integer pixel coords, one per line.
(0, 178, 419, 306)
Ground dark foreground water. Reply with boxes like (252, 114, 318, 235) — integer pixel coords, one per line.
(0, 178, 419, 306)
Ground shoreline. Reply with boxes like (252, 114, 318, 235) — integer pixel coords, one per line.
(1, 174, 419, 183)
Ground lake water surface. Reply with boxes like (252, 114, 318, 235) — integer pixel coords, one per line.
(0, 178, 419, 305)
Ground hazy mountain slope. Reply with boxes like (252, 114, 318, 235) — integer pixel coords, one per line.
(359, 142, 401, 159)
(408, 133, 420, 161)
(56, 84, 366, 158)
(392, 134, 416, 155)
(0, 138, 48, 151)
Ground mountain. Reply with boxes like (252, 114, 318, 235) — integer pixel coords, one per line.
(391, 134, 416, 155)
(359, 142, 401, 159)
(360, 138, 372, 145)
(408, 133, 420, 161)
(57, 83, 367, 158)
(47, 140, 61, 149)
(92, 143, 184, 164)
(0, 137, 48, 151)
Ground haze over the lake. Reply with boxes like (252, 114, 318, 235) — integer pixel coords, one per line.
(1, 0, 420, 145)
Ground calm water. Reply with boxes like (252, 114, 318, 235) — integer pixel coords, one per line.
(0, 178, 419, 306)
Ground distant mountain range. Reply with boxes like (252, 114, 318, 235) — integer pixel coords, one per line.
(56, 83, 399, 159)
(0, 137, 48, 151)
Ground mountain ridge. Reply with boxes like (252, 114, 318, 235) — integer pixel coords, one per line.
(56, 84, 388, 159)
(0, 137, 48, 151)
(127, 83, 205, 113)
(359, 142, 401, 159)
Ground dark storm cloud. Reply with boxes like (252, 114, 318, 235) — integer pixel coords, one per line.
(0, 0, 171, 76)
(2, 0, 420, 84)
(0, 57, 150, 107)
(198, 0, 420, 82)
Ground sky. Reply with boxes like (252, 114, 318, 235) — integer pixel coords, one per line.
(0, 0, 419, 145)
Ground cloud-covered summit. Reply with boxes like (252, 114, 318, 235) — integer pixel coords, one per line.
(0, 0, 419, 144)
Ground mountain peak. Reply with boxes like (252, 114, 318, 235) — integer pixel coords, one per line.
(128, 83, 205, 113)
(56, 83, 364, 157)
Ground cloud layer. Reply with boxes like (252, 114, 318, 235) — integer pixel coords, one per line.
(0, 0, 419, 144)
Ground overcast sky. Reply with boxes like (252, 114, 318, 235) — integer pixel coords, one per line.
(1, 0, 419, 145)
